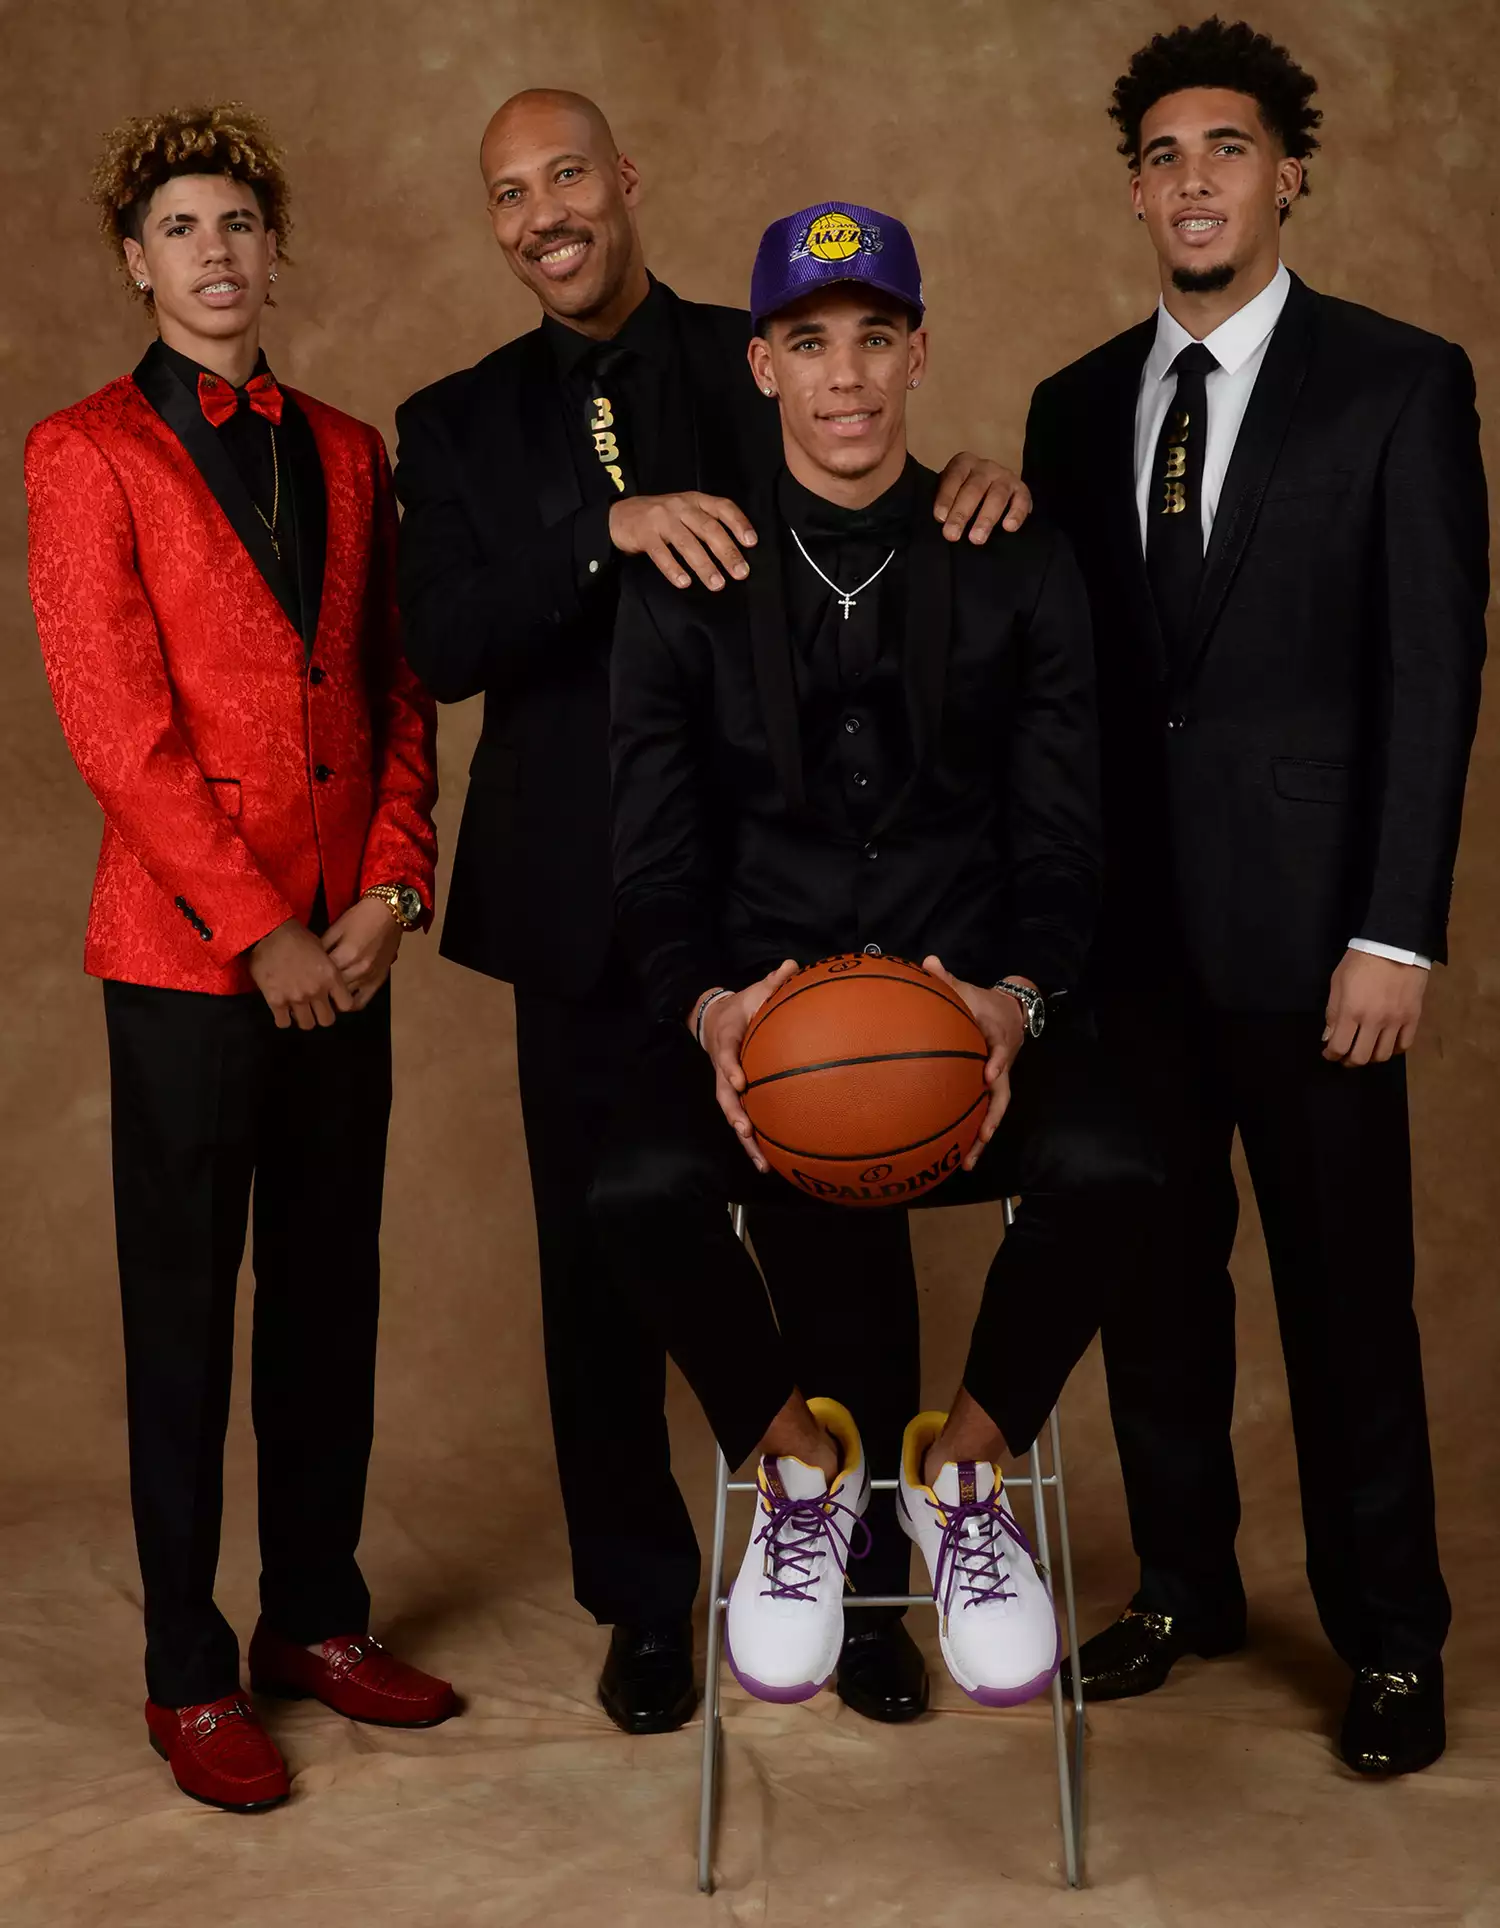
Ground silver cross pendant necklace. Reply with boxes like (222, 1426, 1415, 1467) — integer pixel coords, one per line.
(790, 528, 896, 619)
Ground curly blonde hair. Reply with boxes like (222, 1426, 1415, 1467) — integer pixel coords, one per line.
(91, 103, 292, 306)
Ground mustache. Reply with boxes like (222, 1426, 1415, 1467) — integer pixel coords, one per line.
(522, 226, 591, 263)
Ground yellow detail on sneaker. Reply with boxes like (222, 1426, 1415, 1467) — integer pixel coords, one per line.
(806, 1397, 863, 1492)
(901, 1411, 949, 1501)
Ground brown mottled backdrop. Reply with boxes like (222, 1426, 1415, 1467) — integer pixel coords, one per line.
(2, 2, 1496, 1922)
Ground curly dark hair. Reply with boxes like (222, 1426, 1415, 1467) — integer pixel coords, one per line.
(1110, 18, 1321, 217)
(90, 103, 291, 307)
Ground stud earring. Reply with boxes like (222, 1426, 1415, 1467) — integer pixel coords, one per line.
(1277, 195, 1289, 208)
(269, 268, 279, 282)
(1136, 210, 1145, 221)
(136, 280, 150, 291)
(761, 385, 774, 397)
(908, 379, 920, 390)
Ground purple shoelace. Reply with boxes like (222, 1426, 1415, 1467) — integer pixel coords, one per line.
(755, 1481, 871, 1603)
(928, 1488, 1034, 1627)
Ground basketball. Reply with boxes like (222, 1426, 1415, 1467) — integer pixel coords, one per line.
(739, 954, 988, 1207)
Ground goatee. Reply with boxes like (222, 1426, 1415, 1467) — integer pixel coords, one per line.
(1172, 263, 1237, 296)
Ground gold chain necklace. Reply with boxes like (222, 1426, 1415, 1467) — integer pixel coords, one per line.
(252, 423, 281, 560)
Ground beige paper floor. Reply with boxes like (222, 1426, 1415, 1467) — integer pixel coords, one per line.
(2, 1176, 1496, 1928)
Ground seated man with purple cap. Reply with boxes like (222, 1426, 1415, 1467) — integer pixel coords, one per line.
(590, 201, 1159, 1709)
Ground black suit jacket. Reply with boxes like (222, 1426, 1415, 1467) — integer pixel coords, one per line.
(1024, 273, 1488, 1011)
(394, 283, 779, 997)
(610, 465, 1101, 1025)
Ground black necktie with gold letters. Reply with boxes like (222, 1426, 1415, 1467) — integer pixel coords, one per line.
(581, 343, 635, 500)
(1146, 341, 1218, 679)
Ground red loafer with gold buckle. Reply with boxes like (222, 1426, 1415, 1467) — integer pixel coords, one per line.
(145, 1694, 290, 1811)
(248, 1621, 457, 1727)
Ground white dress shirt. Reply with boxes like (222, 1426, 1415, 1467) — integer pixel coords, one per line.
(1132, 261, 1428, 971)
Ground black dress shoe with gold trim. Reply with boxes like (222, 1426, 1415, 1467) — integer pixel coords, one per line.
(1340, 1662, 1445, 1776)
(835, 1621, 930, 1724)
(1061, 1608, 1246, 1702)
(598, 1621, 697, 1735)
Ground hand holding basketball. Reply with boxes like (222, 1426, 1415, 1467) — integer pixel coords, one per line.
(694, 959, 801, 1171)
(920, 956, 1029, 1170)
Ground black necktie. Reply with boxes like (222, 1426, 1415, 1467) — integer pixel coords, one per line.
(581, 343, 635, 499)
(1146, 341, 1218, 677)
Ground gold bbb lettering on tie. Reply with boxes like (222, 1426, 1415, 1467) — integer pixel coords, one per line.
(1160, 409, 1191, 513)
(589, 394, 627, 494)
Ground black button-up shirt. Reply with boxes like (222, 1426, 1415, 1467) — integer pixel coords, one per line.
(156, 341, 280, 519)
(778, 465, 915, 837)
(153, 340, 324, 637)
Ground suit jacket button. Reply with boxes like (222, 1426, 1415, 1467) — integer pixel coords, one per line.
(863, 843, 878, 861)
(1167, 714, 1189, 731)
(314, 764, 333, 782)
(309, 665, 326, 686)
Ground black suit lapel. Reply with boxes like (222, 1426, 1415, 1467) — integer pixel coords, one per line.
(1184, 275, 1316, 678)
(277, 395, 326, 654)
(1097, 322, 1165, 679)
(870, 477, 951, 836)
(743, 497, 807, 812)
(672, 288, 778, 500)
(513, 330, 583, 529)
(132, 342, 303, 637)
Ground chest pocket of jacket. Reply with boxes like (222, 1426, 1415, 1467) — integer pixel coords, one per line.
(1272, 758, 1350, 805)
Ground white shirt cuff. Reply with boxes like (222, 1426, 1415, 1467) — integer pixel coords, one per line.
(1349, 938, 1432, 970)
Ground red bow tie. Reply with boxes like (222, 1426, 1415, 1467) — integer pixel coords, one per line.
(198, 369, 284, 429)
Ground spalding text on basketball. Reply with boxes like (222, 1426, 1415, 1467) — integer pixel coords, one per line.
(791, 1142, 964, 1204)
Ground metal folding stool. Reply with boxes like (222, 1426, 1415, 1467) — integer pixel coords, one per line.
(696, 1200, 1086, 1894)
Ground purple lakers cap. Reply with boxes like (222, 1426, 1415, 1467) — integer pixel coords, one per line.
(750, 201, 923, 330)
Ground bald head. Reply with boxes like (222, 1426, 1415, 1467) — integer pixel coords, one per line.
(481, 89, 619, 188)
(478, 87, 648, 335)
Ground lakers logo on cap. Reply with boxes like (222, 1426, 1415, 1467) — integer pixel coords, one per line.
(790, 207, 884, 265)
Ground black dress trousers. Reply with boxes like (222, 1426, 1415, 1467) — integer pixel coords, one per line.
(103, 977, 392, 1708)
(1097, 999, 1451, 1670)
(589, 1021, 1158, 1478)
(513, 974, 924, 1621)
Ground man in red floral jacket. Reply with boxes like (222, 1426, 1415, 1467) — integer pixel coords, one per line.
(25, 105, 452, 1812)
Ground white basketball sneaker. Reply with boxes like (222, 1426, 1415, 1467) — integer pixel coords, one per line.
(724, 1398, 870, 1703)
(898, 1411, 1060, 1706)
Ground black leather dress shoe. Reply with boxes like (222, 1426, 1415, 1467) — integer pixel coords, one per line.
(1340, 1662, 1445, 1776)
(598, 1622, 697, 1735)
(1061, 1608, 1246, 1702)
(835, 1621, 930, 1724)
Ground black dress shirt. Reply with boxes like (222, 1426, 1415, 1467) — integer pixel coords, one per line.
(150, 339, 325, 646)
(778, 465, 915, 836)
(543, 275, 698, 595)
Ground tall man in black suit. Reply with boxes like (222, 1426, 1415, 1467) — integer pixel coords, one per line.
(394, 89, 1032, 1733)
(1023, 19, 1488, 1776)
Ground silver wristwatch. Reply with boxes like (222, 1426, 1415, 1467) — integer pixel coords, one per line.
(992, 979, 1046, 1039)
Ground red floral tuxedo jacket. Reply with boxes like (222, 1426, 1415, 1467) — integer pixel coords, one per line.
(26, 361, 437, 995)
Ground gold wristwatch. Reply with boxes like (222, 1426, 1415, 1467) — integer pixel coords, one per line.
(362, 883, 425, 929)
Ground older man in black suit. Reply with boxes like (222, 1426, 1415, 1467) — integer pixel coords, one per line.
(394, 90, 1032, 1732)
